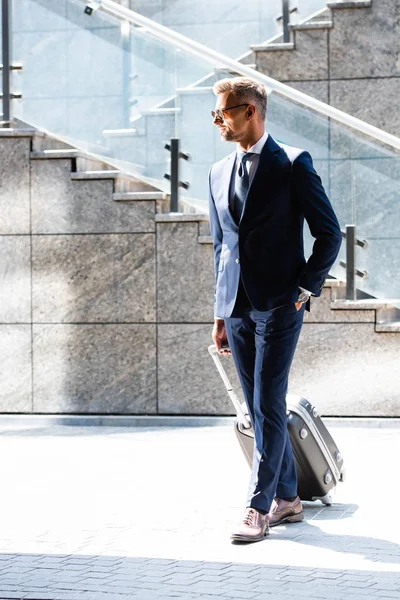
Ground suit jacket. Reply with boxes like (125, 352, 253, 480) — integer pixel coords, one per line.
(209, 134, 342, 318)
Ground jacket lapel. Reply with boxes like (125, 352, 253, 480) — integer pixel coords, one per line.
(220, 151, 238, 228)
(240, 134, 282, 224)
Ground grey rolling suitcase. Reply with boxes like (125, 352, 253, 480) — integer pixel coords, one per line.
(208, 344, 346, 505)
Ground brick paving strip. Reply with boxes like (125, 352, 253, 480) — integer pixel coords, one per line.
(0, 422, 399, 599)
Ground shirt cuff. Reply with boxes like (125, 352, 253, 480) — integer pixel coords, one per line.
(299, 287, 312, 296)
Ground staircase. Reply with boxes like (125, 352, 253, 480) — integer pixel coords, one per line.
(2, 0, 399, 415)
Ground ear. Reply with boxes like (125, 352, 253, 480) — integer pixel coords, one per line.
(247, 106, 254, 118)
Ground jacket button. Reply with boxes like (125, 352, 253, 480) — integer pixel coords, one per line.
(235, 258, 240, 264)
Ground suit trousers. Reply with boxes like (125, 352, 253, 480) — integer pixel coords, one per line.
(224, 278, 305, 513)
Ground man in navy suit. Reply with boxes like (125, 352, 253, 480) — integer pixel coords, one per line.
(209, 77, 341, 543)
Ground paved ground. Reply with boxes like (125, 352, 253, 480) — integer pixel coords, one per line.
(0, 419, 399, 600)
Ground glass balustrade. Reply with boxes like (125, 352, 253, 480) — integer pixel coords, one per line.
(9, 0, 400, 304)
(128, 0, 328, 57)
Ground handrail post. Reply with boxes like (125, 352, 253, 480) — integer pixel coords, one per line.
(164, 138, 189, 212)
(282, 0, 290, 43)
(346, 224, 356, 300)
(2, 0, 12, 126)
(170, 138, 179, 212)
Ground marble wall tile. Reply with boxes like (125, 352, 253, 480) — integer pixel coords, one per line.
(329, 0, 400, 79)
(0, 138, 31, 234)
(32, 324, 156, 413)
(284, 80, 329, 104)
(256, 29, 328, 81)
(0, 326, 32, 412)
(0, 237, 31, 323)
(290, 323, 400, 416)
(158, 324, 238, 414)
(32, 234, 156, 323)
(157, 222, 214, 322)
(31, 159, 155, 234)
(330, 78, 400, 138)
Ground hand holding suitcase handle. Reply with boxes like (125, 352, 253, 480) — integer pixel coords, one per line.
(212, 318, 231, 355)
(208, 344, 251, 429)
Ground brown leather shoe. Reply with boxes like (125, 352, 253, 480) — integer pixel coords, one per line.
(268, 496, 304, 527)
(231, 507, 270, 543)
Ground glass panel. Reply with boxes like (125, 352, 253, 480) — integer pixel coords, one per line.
(12, 0, 400, 304)
(132, 0, 328, 57)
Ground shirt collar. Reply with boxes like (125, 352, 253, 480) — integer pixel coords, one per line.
(236, 131, 268, 156)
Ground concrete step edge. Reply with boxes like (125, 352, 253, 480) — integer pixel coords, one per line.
(113, 191, 169, 201)
(0, 127, 37, 137)
(140, 107, 181, 116)
(331, 299, 400, 310)
(375, 322, 400, 332)
(327, 0, 371, 8)
(156, 213, 209, 223)
(324, 278, 345, 288)
(71, 170, 128, 181)
(176, 86, 214, 95)
(290, 20, 334, 30)
(30, 150, 81, 160)
(197, 235, 213, 244)
(250, 42, 295, 52)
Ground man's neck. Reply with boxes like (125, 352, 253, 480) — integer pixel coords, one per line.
(237, 129, 265, 152)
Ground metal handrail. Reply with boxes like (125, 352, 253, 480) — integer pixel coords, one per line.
(85, 0, 400, 152)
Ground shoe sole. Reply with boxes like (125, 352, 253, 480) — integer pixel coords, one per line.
(231, 529, 270, 543)
(269, 511, 304, 528)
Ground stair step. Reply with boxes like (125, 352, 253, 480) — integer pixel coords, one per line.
(103, 128, 137, 137)
(251, 42, 294, 52)
(0, 127, 36, 137)
(375, 322, 400, 333)
(113, 191, 168, 202)
(176, 86, 214, 95)
(156, 213, 209, 223)
(324, 278, 345, 288)
(327, 0, 371, 8)
(213, 64, 257, 73)
(30, 149, 81, 159)
(140, 107, 181, 116)
(71, 170, 124, 180)
(197, 235, 213, 244)
(331, 299, 400, 310)
(291, 20, 333, 30)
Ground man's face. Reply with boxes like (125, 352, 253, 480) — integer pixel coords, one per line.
(213, 92, 251, 142)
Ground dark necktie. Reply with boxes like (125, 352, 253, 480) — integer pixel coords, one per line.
(233, 152, 253, 223)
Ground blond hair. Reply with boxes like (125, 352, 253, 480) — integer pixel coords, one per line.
(213, 77, 267, 121)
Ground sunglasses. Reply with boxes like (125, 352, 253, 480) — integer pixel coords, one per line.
(211, 103, 250, 121)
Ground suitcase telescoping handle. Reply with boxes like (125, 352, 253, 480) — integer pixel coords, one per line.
(208, 344, 252, 430)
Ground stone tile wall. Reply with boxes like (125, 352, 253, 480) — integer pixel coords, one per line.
(1, 134, 399, 416)
(254, 1, 400, 137)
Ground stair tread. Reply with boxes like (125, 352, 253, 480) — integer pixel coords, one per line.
(30, 149, 81, 159)
(72, 170, 132, 180)
(327, 0, 371, 8)
(376, 322, 400, 332)
(156, 213, 209, 223)
(332, 299, 400, 309)
(251, 42, 295, 52)
(113, 191, 168, 201)
(291, 20, 334, 30)
(197, 235, 213, 244)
